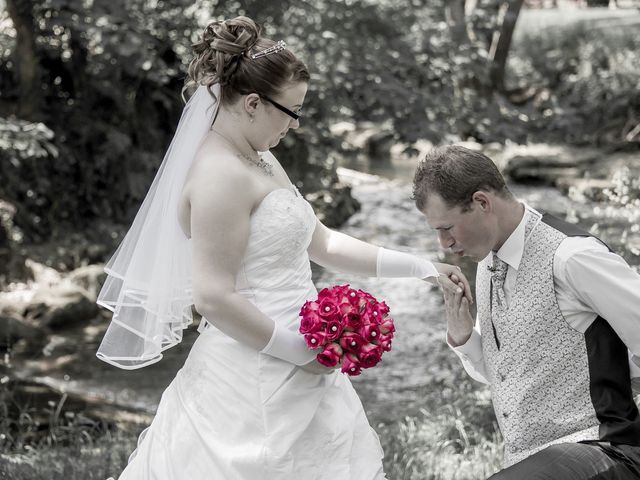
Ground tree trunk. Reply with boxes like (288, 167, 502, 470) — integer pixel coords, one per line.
(6, 0, 41, 120)
(488, 0, 524, 93)
(446, 0, 469, 44)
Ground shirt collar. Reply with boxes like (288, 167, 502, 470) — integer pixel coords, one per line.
(494, 203, 538, 271)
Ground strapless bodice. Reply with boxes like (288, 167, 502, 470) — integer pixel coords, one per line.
(234, 187, 318, 326)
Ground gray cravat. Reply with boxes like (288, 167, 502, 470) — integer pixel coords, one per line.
(490, 252, 509, 308)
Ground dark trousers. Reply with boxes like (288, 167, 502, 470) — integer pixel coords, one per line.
(488, 443, 640, 480)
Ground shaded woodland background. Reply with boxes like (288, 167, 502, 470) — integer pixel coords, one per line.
(2, 0, 639, 284)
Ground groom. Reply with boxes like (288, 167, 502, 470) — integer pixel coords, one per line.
(413, 145, 640, 478)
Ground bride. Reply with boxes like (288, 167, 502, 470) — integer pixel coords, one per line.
(97, 15, 471, 479)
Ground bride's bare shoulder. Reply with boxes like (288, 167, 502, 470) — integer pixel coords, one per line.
(178, 137, 258, 235)
(186, 136, 255, 195)
(191, 136, 242, 175)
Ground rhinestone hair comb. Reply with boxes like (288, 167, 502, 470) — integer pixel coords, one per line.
(250, 40, 286, 59)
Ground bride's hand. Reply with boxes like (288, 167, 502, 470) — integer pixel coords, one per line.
(299, 359, 339, 375)
(431, 262, 473, 305)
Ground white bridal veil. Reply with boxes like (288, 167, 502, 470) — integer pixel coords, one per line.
(96, 84, 220, 369)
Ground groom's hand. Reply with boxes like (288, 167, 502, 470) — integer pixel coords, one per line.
(432, 263, 473, 304)
(440, 275, 474, 347)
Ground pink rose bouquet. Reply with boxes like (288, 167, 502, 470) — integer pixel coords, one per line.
(299, 285, 395, 376)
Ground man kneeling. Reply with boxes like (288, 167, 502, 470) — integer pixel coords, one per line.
(414, 145, 640, 479)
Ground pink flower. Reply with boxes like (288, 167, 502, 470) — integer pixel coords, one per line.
(339, 302, 355, 315)
(345, 288, 361, 306)
(344, 312, 362, 330)
(363, 301, 389, 324)
(360, 324, 381, 343)
(325, 319, 344, 341)
(317, 287, 340, 301)
(299, 312, 323, 334)
(377, 334, 393, 352)
(360, 310, 376, 326)
(334, 288, 344, 296)
(368, 310, 382, 324)
(359, 343, 383, 368)
(304, 331, 328, 349)
(299, 300, 320, 317)
(318, 298, 338, 317)
(317, 287, 330, 298)
(376, 301, 390, 316)
(341, 352, 362, 376)
(357, 297, 368, 311)
(379, 319, 395, 335)
(339, 332, 367, 352)
(317, 343, 343, 367)
(358, 289, 376, 302)
(330, 284, 351, 296)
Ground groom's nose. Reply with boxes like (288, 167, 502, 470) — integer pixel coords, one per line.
(437, 230, 455, 249)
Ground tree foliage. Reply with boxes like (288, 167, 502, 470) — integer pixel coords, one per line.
(1, 0, 638, 252)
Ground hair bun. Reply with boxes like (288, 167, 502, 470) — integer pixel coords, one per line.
(185, 15, 308, 105)
(203, 16, 261, 57)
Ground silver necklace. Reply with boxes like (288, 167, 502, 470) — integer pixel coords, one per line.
(213, 129, 274, 177)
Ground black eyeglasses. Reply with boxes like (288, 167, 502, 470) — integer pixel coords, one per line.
(260, 94, 301, 121)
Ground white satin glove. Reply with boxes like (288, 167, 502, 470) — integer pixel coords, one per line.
(260, 322, 316, 365)
(376, 247, 438, 279)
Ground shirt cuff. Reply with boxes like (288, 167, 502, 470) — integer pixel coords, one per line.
(446, 328, 483, 363)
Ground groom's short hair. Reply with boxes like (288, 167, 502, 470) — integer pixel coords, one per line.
(412, 145, 512, 212)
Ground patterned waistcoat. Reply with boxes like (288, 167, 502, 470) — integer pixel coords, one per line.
(476, 213, 640, 467)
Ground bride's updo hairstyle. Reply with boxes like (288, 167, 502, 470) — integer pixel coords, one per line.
(185, 16, 309, 105)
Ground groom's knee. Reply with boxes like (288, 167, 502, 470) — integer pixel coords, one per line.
(487, 443, 627, 480)
(487, 444, 569, 479)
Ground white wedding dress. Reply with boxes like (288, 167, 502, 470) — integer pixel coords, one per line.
(117, 187, 386, 479)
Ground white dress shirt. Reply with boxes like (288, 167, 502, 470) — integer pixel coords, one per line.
(449, 205, 640, 388)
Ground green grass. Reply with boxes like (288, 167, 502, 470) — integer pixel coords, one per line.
(0, 370, 501, 480)
(379, 410, 501, 480)
(376, 369, 502, 480)
(0, 383, 136, 479)
(0, 432, 135, 480)
(0, 401, 501, 480)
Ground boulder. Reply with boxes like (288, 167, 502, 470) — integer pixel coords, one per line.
(25, 259, 62, 287)
(23, 283, 100, 330)
(305, 183, 360, 228)
(365, 130, 395, 163)
(41, 334, 80, 357)
(333, 121, 396, 162)
(0, 292, 48, 350)
(0, 313, 46, 348)
(506, 162, 582, 185)
(67, 264, 106, 302)
(498, 144, 600, 184)
(555, 178, 613, 202)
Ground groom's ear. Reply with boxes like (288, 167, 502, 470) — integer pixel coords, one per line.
(471, 191, 491, 212)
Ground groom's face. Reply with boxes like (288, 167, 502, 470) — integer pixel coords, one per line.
(421, 193, 495, 263)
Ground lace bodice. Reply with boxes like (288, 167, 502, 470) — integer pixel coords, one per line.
(234, 187, 318, 327)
